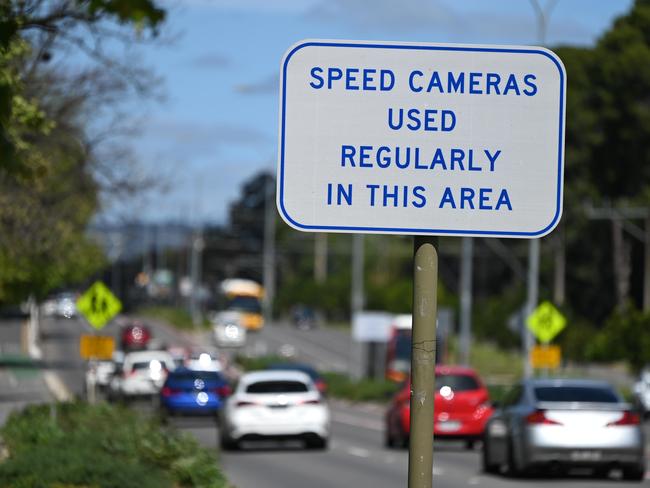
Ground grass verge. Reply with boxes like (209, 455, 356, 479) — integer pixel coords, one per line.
(0, 402, 228, 488)
(136, 305, 209, 330)
(236, 355, 399, 402)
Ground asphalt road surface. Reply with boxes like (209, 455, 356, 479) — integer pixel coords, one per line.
(38, 316, 650, 487)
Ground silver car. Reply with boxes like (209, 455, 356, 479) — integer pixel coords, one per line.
(482, 378, 645, 481)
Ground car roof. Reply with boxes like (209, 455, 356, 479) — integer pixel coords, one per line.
(124, 350, 173, 362)
(267, 363, 318, 374)
(435, 365, 480, 376)
(523, 378, 615, 389)
(239, 370, 313, 385)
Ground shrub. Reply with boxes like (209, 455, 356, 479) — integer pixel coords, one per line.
(0, 402, 228, 488)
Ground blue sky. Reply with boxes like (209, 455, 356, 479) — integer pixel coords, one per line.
(118, 0, 633, 225)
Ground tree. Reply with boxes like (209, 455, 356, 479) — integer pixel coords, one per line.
(0, 1, 166, 303)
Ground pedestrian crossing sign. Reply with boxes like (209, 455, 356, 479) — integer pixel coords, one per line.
(76, 281, 122, 330)
(526, 301, 566, 344)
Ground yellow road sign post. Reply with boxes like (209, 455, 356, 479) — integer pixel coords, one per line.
(80, 335, 115, 360)
(530, 344, 561, 369)
(526, 301, 566, 344)
(76, 281, 122, 331)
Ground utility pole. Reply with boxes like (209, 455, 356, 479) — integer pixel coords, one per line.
(350, 234, 365, 379)
(459, 237, 473, 366)
(523, 0, 560, 378)
(263, 175, 276, 326)
(314, 233, 328, 283)
(190, 229, 204, 329)
(585, 204, 650, 311)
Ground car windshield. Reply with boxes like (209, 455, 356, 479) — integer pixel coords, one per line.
(534, 386, 619, 403)
(132, 361, 157, 371)
(436, 374, 480, 392)
(246, 380, 309, 394)
(227, 295, 261, 313)
(169, 372, 221, 382)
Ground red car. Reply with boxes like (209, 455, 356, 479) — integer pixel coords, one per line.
(120, 322, 152, 351)
(385, 366, 494, 450)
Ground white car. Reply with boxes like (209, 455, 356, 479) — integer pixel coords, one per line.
(185, 350, 225, 373)
(212, 311, 246, 348)
(220, 370, 330, 450)
(109, 350, 175, 399)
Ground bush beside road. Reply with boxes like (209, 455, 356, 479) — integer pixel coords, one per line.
(0, 402, 229, 488)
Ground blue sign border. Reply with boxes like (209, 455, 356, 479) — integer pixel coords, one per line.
(278, 40, 566, 237)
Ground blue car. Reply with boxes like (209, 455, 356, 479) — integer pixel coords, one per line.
(160, 368, 231, 417)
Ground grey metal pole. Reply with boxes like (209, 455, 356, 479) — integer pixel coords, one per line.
(408, 236, 438, 488)
(190, 230, 204, 329)
(263, 176, 276, 326)
(459, 237, 473, 366)
(350, 233, 365, 379)
(644, 218, 650, 312)
(524, 238, 540, 379)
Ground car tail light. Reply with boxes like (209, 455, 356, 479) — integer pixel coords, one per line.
(161, 387, 180, 397)
(299, 398, 321, 405)
(236, 400, 257, 407)
(315, 380, 327, 394)
(607, 411, 640, 426)
(526, 410, 562, 425)
(214, 385, 232, 397)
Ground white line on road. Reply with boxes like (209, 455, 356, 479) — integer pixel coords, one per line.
(347, 447, 371, 458)
(43, 371, 73, 402)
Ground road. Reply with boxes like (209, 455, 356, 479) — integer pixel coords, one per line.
(37, 316, 649, 487)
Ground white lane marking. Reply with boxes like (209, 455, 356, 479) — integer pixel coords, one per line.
(332, 411, 383, 431)
(43, 371, 73, 401)
(347, 446, 370, 458)
(432, 466, 444, 476)
(468, 477, 480, 485)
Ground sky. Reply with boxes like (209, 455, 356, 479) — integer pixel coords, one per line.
(113, 0, 633, 225)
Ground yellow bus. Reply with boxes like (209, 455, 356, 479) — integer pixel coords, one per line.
(219, 279, 264, 331)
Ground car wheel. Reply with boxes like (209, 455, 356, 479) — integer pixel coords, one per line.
(622, 466, 645, 481)
(307, 436, 329, 450)
(481, 438, 500, 474)
(219, 433, 239, 451)
(506, 440, 523, 477)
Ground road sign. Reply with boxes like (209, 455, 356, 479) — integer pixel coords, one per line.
(530, 344, 561, 369)
(76, 281, 122, 330)
(278, 40, 566, 238)
(80, 335, 115, 360)
(526, 301, 566, 344)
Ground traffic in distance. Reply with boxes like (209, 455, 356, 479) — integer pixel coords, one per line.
(38, 292, 644, 484)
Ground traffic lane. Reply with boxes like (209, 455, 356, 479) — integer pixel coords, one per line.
(181, 400, 647, 488)
(248, 322, 358, 374)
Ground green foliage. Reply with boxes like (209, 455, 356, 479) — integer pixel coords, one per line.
(0, 402, 228, 488)
(321, 372, 400, 402)
(586, 306, 650, 373)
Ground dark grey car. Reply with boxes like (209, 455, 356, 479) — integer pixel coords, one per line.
(482, 378, 645, 481)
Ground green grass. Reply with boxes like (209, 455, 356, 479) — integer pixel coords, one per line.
(235, 354, 399, 402)
(0, 402, 228, 488)
(135, 305, 210, 330)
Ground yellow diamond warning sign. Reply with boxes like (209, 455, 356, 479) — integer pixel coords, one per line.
(527, 301, 566, 344)
(76, 281, 122, 330)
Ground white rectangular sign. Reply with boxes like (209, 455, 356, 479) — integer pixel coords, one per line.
(277, 40, 566, 238)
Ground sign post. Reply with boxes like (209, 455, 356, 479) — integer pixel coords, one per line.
(278, 39, 565, 487)
(408, 236, 438, 487)
(76, 281, 122, 402)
